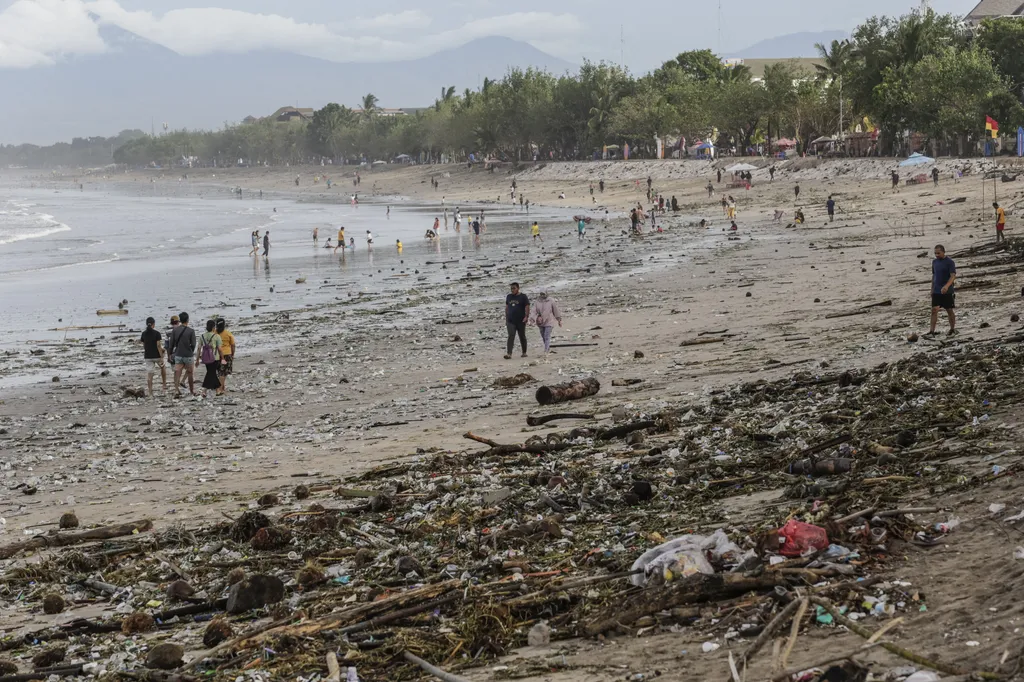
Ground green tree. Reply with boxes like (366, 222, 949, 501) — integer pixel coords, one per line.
(672, 49, 724, 82)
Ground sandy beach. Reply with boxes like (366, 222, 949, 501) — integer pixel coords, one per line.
(4, 156, 1024, 680)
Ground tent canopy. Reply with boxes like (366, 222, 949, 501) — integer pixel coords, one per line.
(695, 141, 714, 149)
(726, 163, 758, 172)
(811, 135, 836, 144)
(774, 138, 797, 148)
(898, 152, 935, 167)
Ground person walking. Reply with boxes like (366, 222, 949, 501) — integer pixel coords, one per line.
(195, 319, 223, 399)
(140, 317, 166, 397)
(531, 221, 542, 242)
(995, 202, 1007, 243)
(932, 167, 940, 187)
(794, 184, 800, 200)
(169, 312, 197, 397)
(249, 231, 259, 256)
(312, 227, 319, 246)
(927, 244, 957, 337)
(334, 226, 346, 253)
(826, 195, 836, 222)
(504, 282, 530, 359)
(532, 292, 562, 354)
(577, 217, 587, 240)
(263, 231, 270, 258)
(216, 319, 235, 396)
(165, 315, 181, 388)
(891, 170, 900, 193)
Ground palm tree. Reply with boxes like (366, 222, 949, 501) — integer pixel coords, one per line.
(814, 39, 853, 83)
(360, 93, 379, 122)
(441, 86, 456, 102)
(815, 39, 854, 140)
(721, 64, 752, 84)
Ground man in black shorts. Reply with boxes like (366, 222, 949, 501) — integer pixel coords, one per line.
(504, 282, 530, 359)
(927, 244, 957, 337)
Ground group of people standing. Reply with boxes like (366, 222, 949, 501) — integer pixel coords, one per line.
(140, 313, 236, 399)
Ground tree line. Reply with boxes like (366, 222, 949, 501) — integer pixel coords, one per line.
(4, 11, 1024, 170)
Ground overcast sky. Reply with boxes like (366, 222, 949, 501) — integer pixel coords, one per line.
(0, 0, 973, 72)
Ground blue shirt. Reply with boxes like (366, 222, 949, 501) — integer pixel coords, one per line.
(932, 256, 956, 294)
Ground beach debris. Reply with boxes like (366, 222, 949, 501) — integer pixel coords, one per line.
(146, 643, 184, 670)
(32, 647, 65, 668)
(203, 618, 234, 647)
(226, 574, 285, 613)
(122, 612, 156, 635)
(41, 594, 65, 614)
(527, 622, 551, 646)
(535, 377, 600, 405)
(493, 373, 535, 388)
(777, 520, 829, 556)
(165, 580, 195, 601)
(58, 512, 79, 529)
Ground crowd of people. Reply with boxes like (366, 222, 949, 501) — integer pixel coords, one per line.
(140, 313, 236, 399)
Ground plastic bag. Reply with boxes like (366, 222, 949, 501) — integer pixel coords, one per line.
(630, 529, 743, 587)
(777, 519, 829, 557)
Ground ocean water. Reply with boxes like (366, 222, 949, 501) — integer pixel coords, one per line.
(0, 181, 586, 358)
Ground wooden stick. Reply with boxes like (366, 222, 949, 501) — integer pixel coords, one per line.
(779, 598, 809, 669)
(598, 420, 657, 441)
(526, 413, 595, 426)
(337, 593, 460, 635)
(402, 651, 471, 682)
(876, 507, 938, 517)
(181, 615, 296, 671)
(680, 337, 726, 346)
(462, 432, 571, 456)
(0, 666, 85, 682)
(0, 519, 153, 561)
(809, 597, 1000, 679)
(741, 597, 803, 663)
(834, 507, 876, 524)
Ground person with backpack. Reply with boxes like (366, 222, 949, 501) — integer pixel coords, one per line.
(169, 312, 197, 397)
(195, 319, 223, 399)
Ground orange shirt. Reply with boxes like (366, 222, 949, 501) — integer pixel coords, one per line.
(219, 329, 236, 357)
(997, 207, 1007, 226)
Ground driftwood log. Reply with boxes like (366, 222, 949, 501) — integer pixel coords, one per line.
(526, 413, 595, 426)
(0, 519, 153, 561)
(535, 377, 600, 405)
(582, 572, 788, 636)
(463, 432, 572, 456)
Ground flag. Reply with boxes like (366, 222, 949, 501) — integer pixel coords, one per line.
(986, 115, 999, 138)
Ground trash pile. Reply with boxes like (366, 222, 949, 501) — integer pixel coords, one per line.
(2, 340, 1022, 681)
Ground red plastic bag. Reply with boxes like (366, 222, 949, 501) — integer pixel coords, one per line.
(777, 519, 829, 557)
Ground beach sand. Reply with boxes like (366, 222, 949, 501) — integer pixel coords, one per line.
(3, 156, 1024, 679)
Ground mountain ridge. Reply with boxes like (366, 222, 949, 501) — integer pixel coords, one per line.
(0, 34, 574, 145)
(729, 30, 848, 59)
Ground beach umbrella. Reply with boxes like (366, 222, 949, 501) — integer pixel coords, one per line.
(898, 152, 934, 167)
(726, 163, 758, 172)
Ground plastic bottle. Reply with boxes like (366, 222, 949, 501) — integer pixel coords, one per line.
(934, 517, 961, 533)
(346, 667, 359, 682)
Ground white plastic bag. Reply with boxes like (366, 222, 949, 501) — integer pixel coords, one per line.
(630, 529, 742, 587)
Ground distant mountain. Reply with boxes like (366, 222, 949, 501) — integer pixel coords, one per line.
(729, 31, 848, 59)
(0, 32, 575, 145)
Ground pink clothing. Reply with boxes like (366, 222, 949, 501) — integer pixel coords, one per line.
(532, 298, 562, 327)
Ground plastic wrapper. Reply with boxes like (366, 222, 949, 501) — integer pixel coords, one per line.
(630, 529, 744, 587)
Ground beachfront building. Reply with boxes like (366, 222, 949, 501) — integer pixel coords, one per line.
(965, 0, 1024, 24)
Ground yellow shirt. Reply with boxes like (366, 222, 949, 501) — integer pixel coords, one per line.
(997, 207, 1007, 226)
(338, 228, 345, 242)
(396, 241, 403, 251)
(531, 223, 540, 236)
(219, 329, 236, 357)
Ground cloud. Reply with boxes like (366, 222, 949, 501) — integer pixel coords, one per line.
(335, 10, 432, 34)
(0, 0, 106, 68)
(0, 0, 580, 68)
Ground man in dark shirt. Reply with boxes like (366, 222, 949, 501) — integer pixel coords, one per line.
(927, 244, 957, 337)
(169, 311, 197, 397)
(504, 283, 530, 359)
(826, 196, 836, 222)
(932, 167, 939, 187)
(263, 231, 270, 258)
(140, 317, 165, 397)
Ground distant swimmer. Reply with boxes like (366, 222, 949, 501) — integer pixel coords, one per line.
(396, 239, 403, 252)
